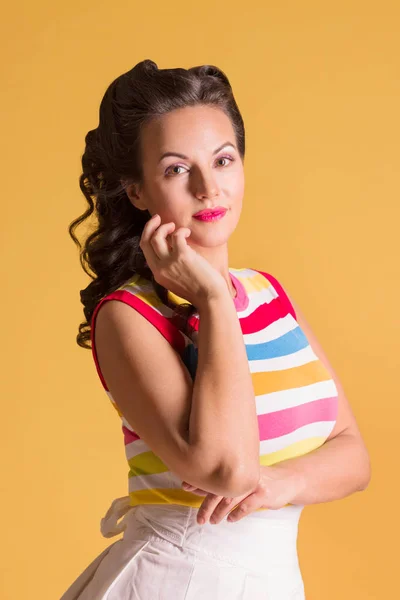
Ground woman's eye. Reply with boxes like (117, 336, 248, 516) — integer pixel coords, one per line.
(216, 155, 234, 167)
(165, 155, 234, 176)
(166, 165, 185, 176)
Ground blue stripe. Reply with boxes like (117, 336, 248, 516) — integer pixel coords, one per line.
(245, 326, 308, 360)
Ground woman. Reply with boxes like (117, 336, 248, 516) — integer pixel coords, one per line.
(62, 59, 370, 599)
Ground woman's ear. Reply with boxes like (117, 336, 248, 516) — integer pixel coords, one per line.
(122, 181, 147, 211)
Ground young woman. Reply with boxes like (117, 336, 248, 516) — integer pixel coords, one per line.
(62, 59, 370, 599)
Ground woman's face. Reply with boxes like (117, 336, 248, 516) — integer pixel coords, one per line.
(127, 104, 245, 250)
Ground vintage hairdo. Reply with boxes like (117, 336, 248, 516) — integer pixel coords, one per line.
(68, 59, 246, 349)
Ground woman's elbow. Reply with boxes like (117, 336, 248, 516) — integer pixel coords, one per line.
(216, 462, 260, 497)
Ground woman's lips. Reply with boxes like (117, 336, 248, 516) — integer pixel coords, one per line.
(193, 209, 227, 222)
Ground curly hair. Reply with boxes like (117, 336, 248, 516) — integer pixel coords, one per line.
(68, 59, 246, 349)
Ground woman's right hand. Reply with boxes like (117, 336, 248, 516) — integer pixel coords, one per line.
(139, 213, 227, 307)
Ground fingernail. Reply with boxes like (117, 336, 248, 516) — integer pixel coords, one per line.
(198, 517, 205, 525)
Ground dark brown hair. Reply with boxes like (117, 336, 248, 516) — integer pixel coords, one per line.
(68, 59, 246, 349)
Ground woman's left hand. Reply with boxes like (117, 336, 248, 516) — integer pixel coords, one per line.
(181, 465, 303, 525)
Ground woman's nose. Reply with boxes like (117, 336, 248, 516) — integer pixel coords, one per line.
(192, 172, 220, 200)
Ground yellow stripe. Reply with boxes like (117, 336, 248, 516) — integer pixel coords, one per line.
(167, 290, 192, 306)
(120, 274, 166, 309)
(126, 288, 164, 309)
(245, 270, 272, 293)
(128, 451, 169, 476)
(252, 359, 332, 395)
(260, 436, 327, 466)
(119, 272, 141, 289)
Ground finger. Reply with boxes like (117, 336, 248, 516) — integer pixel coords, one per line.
(197, 494, 223, 525)
(181, 482, 194, 490)
(150, 222, 176, 259)
(227, 492, 259, 522)
(139, 214, 162, 265)
(171, 227, 191, 255)
(208, 497, 236, 524)
(182, 485, 208, 496)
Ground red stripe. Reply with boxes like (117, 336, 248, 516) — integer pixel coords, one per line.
(258, 396, 338, 441)
(188, 296, 285, 334)
(123, 425, 141, 444)
(254, 270, 297, 320)
(239, 299, 285, 334)
(90, 296, 110, 391)
(91, 290, 186, 391)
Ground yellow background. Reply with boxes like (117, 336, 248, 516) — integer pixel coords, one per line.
(1, 1, 398, 598)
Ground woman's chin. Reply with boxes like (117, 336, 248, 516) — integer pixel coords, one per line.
(187, 230, 232, 249)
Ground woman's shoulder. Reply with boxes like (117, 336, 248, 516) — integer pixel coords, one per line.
(92, 271, 187, 356)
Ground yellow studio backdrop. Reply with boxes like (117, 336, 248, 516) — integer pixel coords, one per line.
(1, 1, 398, 598)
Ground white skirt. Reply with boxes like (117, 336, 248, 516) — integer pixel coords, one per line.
(60, 496, 306, 599)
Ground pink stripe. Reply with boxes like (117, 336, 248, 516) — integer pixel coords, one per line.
(229, 272, 249, 311)
(258, 396, 338, 441)
(123, 425, 141, 444)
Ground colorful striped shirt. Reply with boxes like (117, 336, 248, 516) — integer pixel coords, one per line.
(91, 268, 338, 515)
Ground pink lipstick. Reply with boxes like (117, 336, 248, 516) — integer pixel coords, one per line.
(193, 207, 227, 222)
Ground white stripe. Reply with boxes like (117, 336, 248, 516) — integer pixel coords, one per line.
(121, 416, 133, 430)
(243, 313, 299, 344)
(229, 267, 257, 278)
(259, 420, 336, 455)
(128, 471, 180, 492)
(249, 344, 318, 373)
(125, 438, 151, 461)
(256, 379, 338, 414)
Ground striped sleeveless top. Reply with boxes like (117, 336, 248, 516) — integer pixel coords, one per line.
(91, 268, 338, 515)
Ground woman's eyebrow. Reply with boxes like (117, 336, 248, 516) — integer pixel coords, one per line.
(158, 142, 237, 163)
